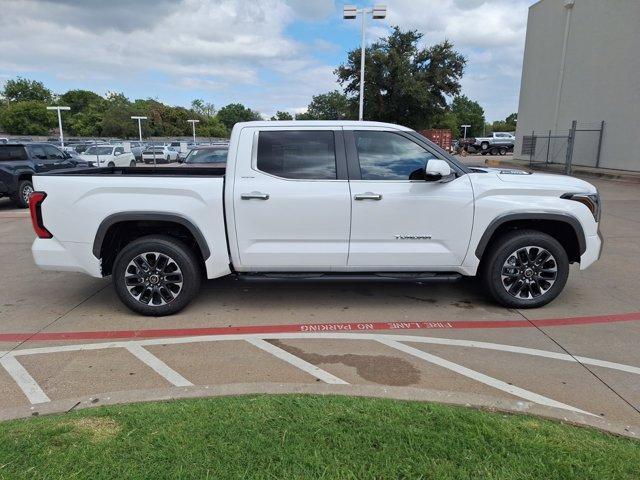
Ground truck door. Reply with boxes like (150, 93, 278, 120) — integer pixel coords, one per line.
(345, 128, 474, 268)
(232, 128, 351, 269)
(28, 145, 54, 173)
(43, 145, 75, 170)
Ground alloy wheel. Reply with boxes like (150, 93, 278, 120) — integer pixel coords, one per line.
(22, 184, 34, 203)
(500, 245, 558, 299)
(124, 252, 183, 306)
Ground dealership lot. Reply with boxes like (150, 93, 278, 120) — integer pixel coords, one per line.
(0, 173, 638, 435)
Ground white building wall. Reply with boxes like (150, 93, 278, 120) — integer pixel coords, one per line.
(515, 0, 640, 171)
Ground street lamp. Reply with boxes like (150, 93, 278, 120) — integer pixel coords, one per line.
(46, 106, 70, 147)
(187, 119, 200, 143)
(343, 4, 387, 121)
(131, 116, 148, 142)
(461, 124, 471, 139)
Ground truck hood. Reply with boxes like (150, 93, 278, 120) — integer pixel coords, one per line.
(472, 167, 597, 193)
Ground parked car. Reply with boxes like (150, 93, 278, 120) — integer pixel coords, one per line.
(141, 145, 179, 164)
(129, 141, 146, 161)
(30, 121, 602, 316)
(80, 145, 137, 167)
(180, 145, 228, 167)
(0, 142, 80, 207)
(473, 132, 515, 155)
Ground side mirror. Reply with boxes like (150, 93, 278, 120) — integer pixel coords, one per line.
(424, 159, 454, 182)
(114, 151, 121, 156)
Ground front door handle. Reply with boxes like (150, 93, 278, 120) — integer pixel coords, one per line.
(241, 192, 270, 200)
(354, 192, 382, 201)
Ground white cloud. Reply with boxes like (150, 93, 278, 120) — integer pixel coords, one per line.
(0, 0, 337, 115)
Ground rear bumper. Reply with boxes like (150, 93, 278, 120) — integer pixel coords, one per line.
(32, 238, 102, 277)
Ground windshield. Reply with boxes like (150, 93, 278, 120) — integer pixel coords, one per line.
(185, 148, 228, 164)
(85, 146, 113, 155)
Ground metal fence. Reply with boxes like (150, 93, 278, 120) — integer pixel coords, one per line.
(522, 121, 604, 174)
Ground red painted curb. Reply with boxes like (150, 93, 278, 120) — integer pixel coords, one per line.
(0, 312, 638, 343)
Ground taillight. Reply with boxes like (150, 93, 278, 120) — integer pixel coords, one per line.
(29, 191, 53, 239)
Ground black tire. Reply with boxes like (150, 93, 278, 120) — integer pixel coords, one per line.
(129, 160, 136, 167)
(481, 142, 489, 151)
(113, 235, 201, 316)
(482, 230, 569, 308)
(12, 179, 33, 208)
(489, 147, 498, 155)
(499, 147, 507, 156)
(108, 161, 115, 167)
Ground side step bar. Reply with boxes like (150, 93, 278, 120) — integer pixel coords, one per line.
(236, 272, 462, 283)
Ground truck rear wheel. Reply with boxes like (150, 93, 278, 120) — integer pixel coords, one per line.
(483, 230, 569, 308)
(113, 235, 201, 316)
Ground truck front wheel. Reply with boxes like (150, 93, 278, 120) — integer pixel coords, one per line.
(483, 230, 569, 308)
(12, 179, 33, 208)
(113, 235, 201, 316)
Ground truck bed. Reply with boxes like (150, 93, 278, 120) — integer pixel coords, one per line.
(35, 166, 226, 177)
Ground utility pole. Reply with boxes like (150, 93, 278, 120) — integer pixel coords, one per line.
(187, 119, 200, 143)
(131, 116, 148, 142)
(343, 5, 387, 121)
(46, 106, 70, 147)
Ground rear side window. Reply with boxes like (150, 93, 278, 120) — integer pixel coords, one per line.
(0, 146, 28, 161)
(257, 130, 336, 180)
(354, 131, 437, 180)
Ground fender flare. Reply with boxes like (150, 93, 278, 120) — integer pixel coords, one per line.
(92, 212, 211, 260)
(474, 212, 586, 260)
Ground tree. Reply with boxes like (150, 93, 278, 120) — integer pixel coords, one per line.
(270, 111, 293, 121)
(100, 93, 138, 138)
(300, 91, 350, 120)
(451, 95, 485, 137)
(59, 90, 105, 113)
(191, 99, 216, 118)
(0, 101, 55, 134)
(432, 111, 459, 137)
(491, 113, 517, 133)
(217, 103, 261, 130)
(2, 77, 53, 103)
(200, 117, 228, 138)
(335, 27, 466, 129)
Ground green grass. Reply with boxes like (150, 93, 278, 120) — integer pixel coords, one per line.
(0, 395, 638, 479)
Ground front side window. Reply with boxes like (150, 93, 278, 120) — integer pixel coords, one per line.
(257, 130, 336, 180)
(354, 131, 437, 180)
(43, 145, 65, 160)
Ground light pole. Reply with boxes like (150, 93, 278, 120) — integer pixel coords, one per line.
(461, 124, 471, 139)
(187, 119, 200, 143)
(343, 4, 387, 121)
(46, 106, 70, 147)
(131, 116, 148, 142)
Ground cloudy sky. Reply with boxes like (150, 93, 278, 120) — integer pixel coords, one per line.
(0, 0, 534, 121)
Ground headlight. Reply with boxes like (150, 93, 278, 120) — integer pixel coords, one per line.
(561, 192, 601, 222)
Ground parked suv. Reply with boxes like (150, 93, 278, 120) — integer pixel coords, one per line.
(0, 143, 82, 208)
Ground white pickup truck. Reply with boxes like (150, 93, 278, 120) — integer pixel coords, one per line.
(29, 121, 602, 316)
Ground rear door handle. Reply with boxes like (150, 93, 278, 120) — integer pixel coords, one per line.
(241, 192, 270, 200)
(354, 192, 382, 201)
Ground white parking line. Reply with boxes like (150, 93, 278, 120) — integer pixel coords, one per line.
(0, 356, 50, 404)
(126, 344, 193, 387)
(377, 338, 596, 416)
(245, 338, 349, 385)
